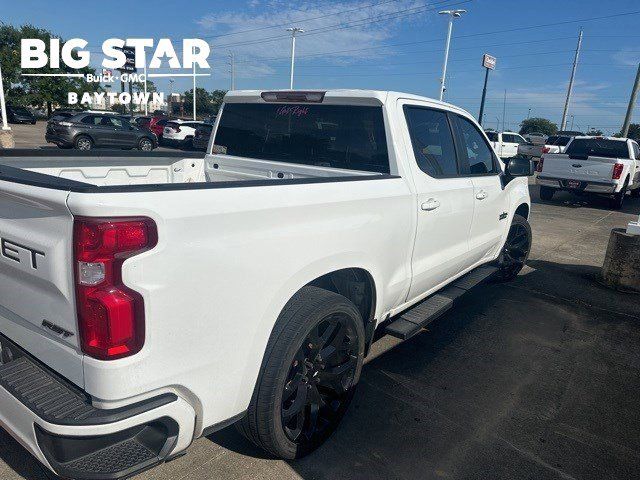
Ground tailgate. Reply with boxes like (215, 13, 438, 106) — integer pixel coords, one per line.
(542, 154, 617, 182)
(0, 180, 83, 386)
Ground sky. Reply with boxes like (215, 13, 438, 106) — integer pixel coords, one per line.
(3, 0, 640, 133)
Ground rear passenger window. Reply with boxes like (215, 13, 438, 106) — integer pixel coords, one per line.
(455, 115, 498, 175)
(404, 106, 458, 177)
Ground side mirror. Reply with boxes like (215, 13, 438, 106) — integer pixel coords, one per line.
(506, 156, 534, 177)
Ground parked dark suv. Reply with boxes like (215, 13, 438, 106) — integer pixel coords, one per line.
(3, 106, 37, 124)
(46, 113, 158, 151)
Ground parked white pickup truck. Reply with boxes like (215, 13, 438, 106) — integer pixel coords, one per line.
(0, 90, 532, 479)
(486, 130, 528, 158)
(537, 136, 640, 209)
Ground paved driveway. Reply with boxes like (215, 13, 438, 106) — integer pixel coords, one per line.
(1, 186, 639, 480)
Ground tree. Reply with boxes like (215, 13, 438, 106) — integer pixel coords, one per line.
(519, 117, 558, 136)
(182, 88, 227, 118)
(620, 124, 640, 140)
(0, 24, 100, 115)
(132, 80, 156, 94)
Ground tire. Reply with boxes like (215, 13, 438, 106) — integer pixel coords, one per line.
(74, 135, 93, 151)
(496, 214, 532, 281)
(138, 137, 154, 151)
(631, 187, 640, 198)
(182, 137, 194, 150)
(237, 286, 365, 459)
(539, 185, 555, 201)
(609, 178, 629, 210)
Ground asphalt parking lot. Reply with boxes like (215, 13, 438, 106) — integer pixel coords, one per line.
(0, 164, 639, 479)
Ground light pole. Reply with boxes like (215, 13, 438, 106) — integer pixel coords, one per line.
(570, 114, 575, 130)
(169, 79, 175, 114)
(527, 108, 531, 119)
(0, 60, 10, 131)
(438, 9, 466, 101)
(287, 27, 304, 90)
(192, 46, 197, 120)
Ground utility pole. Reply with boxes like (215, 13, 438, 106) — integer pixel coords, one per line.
(502, 89, 507, 132)
(438, 9, 466, 101)
(192, 46, 197, 120)
(229, 52, 236, 91)
(622, 63, 640, 137)
(527, 108, 531, 119)
(287, 27, 304, 89)
(561, 29, 583, 131)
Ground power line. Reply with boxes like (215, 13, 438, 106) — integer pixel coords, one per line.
(195, 0, 407, 40)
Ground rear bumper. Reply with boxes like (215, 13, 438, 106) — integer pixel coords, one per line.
(537, 176, 617, 194)
(45, 131, 73, 146)
(0, 334, 196, 480)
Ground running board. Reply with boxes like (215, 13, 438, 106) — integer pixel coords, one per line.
(385, 265, 498, 340)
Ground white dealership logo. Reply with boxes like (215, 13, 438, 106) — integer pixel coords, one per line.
(20, 38, 211, 106)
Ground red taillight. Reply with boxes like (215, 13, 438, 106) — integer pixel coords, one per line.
(542, 147, 550, 154)
(74, 217, 157, 360)
(536, 157, 544, 173)
(612, 163, 624, 180)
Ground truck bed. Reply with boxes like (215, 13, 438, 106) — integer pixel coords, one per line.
(0, 151, 377, 191)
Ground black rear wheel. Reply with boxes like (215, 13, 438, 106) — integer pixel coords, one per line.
(539, 185, 554, 201)
(497, 214, 532, 281)
(237, 286, 365, 459)
(610, 179, 628, 210)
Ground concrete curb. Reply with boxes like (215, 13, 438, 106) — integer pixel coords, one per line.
(601, 228, 640, 293)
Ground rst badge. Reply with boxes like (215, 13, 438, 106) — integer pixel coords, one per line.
(0, 237, 45, 269)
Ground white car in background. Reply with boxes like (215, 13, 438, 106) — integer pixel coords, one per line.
(523, 132, 547, 145)
(485, 131, 527, 158)
(542, 134, 575, 155)
(162, 119, 203, 149)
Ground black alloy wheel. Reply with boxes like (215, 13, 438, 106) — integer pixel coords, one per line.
(237, 286, 365, 459)
(497, 214, 531, 281)
(281, 313, 359, 445)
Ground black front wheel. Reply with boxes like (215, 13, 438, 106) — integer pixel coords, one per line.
(497, 214, 532, 281)
(237, 286, 365, 459)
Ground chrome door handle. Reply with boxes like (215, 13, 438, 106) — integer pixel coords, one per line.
(421, 199, 441, 211)
(476, 190, 488, 200)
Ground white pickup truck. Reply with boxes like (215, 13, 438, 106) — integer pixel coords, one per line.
(485, 130, 528, 158)
(0, 90, 532, 479)
(537, 136, 640, 209)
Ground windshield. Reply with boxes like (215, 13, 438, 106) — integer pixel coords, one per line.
(566, 139, 630, 159)
(214, 103, 390, 173)
(11, 107, 30, 115)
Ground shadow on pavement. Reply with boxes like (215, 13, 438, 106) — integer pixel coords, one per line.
(530, 183, 640, 215)
(207, 259, 640, 480)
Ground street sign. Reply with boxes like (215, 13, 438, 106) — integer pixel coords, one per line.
(116, 46, 137, 73)
(482, 54, 497, 70)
